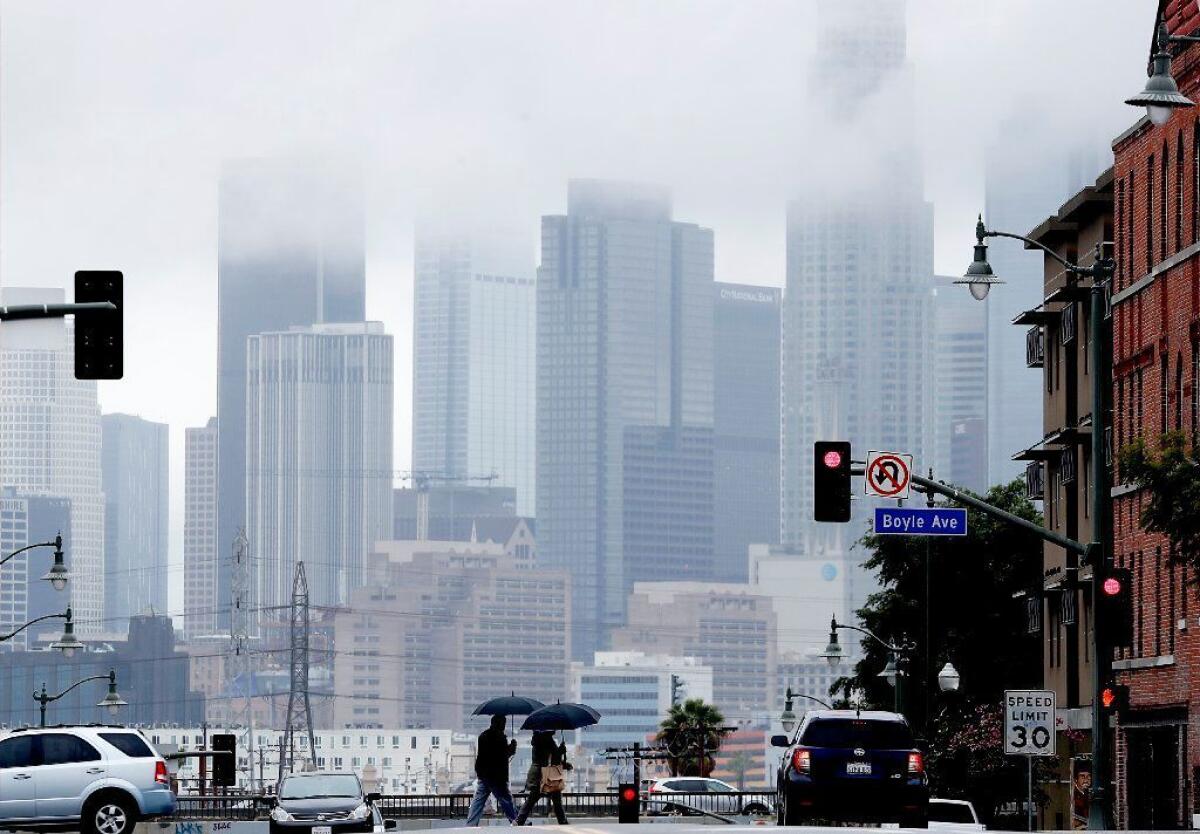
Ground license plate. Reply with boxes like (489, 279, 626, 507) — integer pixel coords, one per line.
(846, 762, 872, 775)
(312, 826, 332, 834)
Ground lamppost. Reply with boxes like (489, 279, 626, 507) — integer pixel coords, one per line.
(0, 607, 84, 656)
(956, 216, 1115, 830)
(1126, 19, 1198, 125)
(819, 616, 915, 715)
(0, 533, 69, 592)
(33, 669, 127, 727)
(779, 687, 833, 737)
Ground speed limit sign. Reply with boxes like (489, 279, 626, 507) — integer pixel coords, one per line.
(1004, 690, 1056, 756)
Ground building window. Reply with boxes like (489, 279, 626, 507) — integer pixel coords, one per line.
(1162, 354, 1170, 434)
(1156, 546, 1164, 656)
(1177, 354, 1185, 431)
(1162, 141, 1169, 261)
(1178, 130, 1186, 249)
(1135, 551, 1144, 657)
(1130, 169, 1138, 282)
(1137, 367, 1145, 439)
(1169, 549, 1177, 654)
(1193, 339, 1200, 443)
(1148, 155, 1156, 271)
(1117, 178, 1126, 290)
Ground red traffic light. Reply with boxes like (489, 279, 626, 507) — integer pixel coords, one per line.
(1103, 576, 1122, 596)
(823, 449, 843, 469)
(621, 787, 637, 802)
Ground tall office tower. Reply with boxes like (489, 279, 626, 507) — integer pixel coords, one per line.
(714, 283, 781, 582)
(984, 131, 1101, 484)
(781, 0, 932, 620)
(538, 180, 715, 659)
(0, 287, 105, 634)
(0, 492, 69, 650)
(101, 414, 169, 629)
(217, 159, 365, 630)
(246, 323, 393, 611)
(411, 228, 536, 514)
(930, 277, 988, 493)
(184, 418, 218, 638)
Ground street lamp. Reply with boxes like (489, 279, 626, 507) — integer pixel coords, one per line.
(1, 607, 82, 656)
(877, 654, 901, 689)
(780, 687, 833, 735)
(33, 669, 126, 727)
(937, 662, 961, 693)
(819, 616, 913, 714)
(1126, 21, 1196, 126)
(957, 216, 1005, 300)
(0, 534, 69, 592)
(958, 215, 1115, 830)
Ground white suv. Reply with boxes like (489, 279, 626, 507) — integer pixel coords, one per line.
(0, 726, 175, 834)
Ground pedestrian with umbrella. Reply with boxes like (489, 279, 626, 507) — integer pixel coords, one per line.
(465, 694, 544, 827)
(513, 703, 601, 826)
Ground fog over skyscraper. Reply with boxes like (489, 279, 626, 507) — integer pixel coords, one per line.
(537, 180, 714, 659)
(246, 322, 393, 612)
(101, 413, 169, 628)
(0, 287, 105, 634)
(781, 0, 933, 617)
(216, 159, 366, 629)
(411, 227, 535, 514)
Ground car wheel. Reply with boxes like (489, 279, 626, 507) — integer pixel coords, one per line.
(742, 802, 768, 816)
(84, 794, 138, 834)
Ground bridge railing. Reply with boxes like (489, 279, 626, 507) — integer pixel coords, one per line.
(172, 791, 775, 821)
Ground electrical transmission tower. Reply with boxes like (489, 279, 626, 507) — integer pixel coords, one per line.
(228, 529, 256, 790)
(277, 561, 316, 784)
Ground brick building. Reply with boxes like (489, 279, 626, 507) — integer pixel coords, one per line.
(1110, 1, 1200, 827)
(1017, 172, 1113, 830)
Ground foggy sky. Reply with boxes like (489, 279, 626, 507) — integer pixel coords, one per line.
(0, 0, 1155, 615)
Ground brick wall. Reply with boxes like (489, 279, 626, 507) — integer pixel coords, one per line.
(1110, 8, 1200, 826)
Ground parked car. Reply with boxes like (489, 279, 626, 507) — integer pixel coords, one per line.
(929, 798, 986, 830)
(773, 709, 929, 828)
(644, 777, 771, 816)
(269, 771, 396, 834)
(0, 725, 175, 834)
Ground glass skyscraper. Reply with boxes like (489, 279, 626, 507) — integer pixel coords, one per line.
(216, 159, 365, 629)
(537, 179, 715, 659)
(412, 230, 535, 514)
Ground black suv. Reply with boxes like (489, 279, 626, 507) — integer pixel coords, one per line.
(773, 710, 929, 828)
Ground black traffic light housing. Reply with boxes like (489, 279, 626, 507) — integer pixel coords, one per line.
(1096, 566, 1134, 650)
(617, 783, 639, 824)
(814, 441, 852, 522)
(74, 271, 123, 379)
(211, 733, 237, 788)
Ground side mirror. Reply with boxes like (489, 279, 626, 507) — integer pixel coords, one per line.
(770, 735, 791, 748)
(385, 820, 398, 830)
(366, 792, 383, 803)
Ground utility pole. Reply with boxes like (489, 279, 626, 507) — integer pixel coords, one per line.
(229, 529, 256, 791)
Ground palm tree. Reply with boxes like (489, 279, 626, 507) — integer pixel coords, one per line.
(656, 698, 731, 778)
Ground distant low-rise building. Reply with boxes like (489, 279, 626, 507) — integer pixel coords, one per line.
(611, 583, 776, 725)
(569, 651, 713, 753)
(334, 538, 569, 731)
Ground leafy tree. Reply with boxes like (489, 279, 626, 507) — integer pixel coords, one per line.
(832, 479, 1044, 820)
(1119, 431, 1200, 570)
(657, 698, 731, 777)
(724, 751, 753, 789)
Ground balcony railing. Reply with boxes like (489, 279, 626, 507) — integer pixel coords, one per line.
(1025, 461, 1044, 501)
(1061, 302, 1076, 345)
(1060, 447, 1077, 485)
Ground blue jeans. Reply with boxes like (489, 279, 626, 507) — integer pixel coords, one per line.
(467, 778, 518, 826)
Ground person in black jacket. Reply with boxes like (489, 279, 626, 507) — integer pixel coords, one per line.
(466, 715, 519, 826)
(514, 730, 571, 825)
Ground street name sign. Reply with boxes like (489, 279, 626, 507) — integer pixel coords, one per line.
(873, 507, 968, 537)
(864, 450, 912, 499)
(1004, 689, 1056, 756)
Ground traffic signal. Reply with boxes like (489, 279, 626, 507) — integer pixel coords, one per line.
(211, 733, 236, 788)
(617, 783, 639, 824)
(814, 441, 852, 522)
(74, 271, 123, 379)
(1099, 682, 1130, 716)
(1096, 566, 1134, 649)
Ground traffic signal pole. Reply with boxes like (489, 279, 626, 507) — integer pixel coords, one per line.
(0, 301, 115, 322)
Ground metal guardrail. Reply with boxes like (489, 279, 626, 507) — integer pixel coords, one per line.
(171, 791, 775, 821)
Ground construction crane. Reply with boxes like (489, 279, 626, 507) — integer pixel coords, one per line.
(397, 471, 499, 541)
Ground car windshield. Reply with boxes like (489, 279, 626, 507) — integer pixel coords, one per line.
(929, 802, 976, 824)
(800, 719, 914, 749)
(279, 775, 361, 800)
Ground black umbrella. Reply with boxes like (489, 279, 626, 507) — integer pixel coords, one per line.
(473, 693, 546, 733)
(520, 702, 601, 731)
